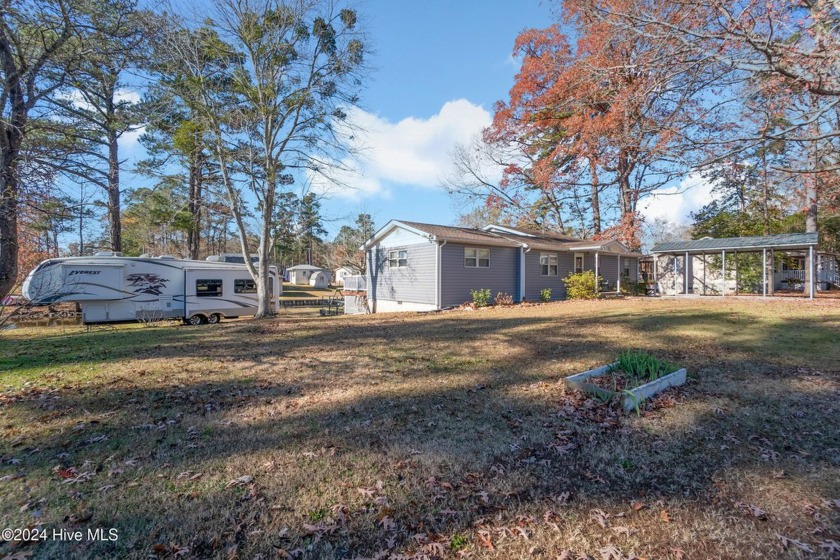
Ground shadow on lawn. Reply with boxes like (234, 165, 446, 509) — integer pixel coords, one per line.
(2, 305, 840, 559)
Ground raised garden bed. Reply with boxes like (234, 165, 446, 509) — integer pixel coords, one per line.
(565, 351, 687, 413)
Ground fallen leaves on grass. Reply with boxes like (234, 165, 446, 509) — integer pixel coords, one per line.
(734, 502, 766, 519)
(777, 534, 814, 552)
(225, 475, 254, 488)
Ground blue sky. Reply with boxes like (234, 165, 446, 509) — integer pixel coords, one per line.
(116, 0, 710, 242)
(313, 0, 556, 236)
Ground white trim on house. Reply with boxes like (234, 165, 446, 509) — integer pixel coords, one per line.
(370, 299, 438, 313)
(481, 224, 538, 237)
(361, 220, 434, 250)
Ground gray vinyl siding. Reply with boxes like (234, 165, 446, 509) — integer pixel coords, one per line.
(440, 243, 518, 307)
(367, 242, 437, 305)
(524, 251, 573, 301)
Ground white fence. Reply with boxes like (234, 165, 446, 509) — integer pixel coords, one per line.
(343, 275, 367, 291)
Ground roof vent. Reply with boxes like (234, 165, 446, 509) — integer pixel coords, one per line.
(94, 251, 123, 257)
(158, 255, 176, 260)
(699, 236, 713, 240)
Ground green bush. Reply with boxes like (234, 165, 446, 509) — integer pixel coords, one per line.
(539, 288, 551, 302)
(470, 288, 491, 307)
(621, 281, 647, 296)
(563, 270, 601, 300)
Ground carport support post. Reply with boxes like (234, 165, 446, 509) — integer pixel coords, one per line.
(684, 251, 689, 294)
(734, 251, 739, 295)
(702, 253, 707, 296)
(810, 245, 815, 299)
(722, 250, 726, 296)
(653, 254, 658, 294)
(763, 249, 767, 297)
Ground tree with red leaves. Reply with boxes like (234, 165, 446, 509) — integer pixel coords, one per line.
(478, 0, 702, 247)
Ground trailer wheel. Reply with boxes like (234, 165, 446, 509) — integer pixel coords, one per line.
(207, 313, 221, 324)
(186, 314, 206, 326)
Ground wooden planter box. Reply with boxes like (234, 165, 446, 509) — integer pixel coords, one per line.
(565, 363, 687, 413)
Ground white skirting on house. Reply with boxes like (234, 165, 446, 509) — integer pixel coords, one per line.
(370, 299, 438, 313)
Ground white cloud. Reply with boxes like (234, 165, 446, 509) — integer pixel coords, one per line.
(639, 173, 721, 226)
(315, 99, 492, 200)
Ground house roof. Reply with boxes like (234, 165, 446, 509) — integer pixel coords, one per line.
(286, 264, 326, 271)
(652, 232, 819, 253)
(362, 219, 641, 255)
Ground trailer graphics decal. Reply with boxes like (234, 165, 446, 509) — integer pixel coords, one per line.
(126, 273, 169, 295)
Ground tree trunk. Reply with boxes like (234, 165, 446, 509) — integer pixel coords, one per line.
(589, 156, 601, 234)
(187, 149, 203, 260)
(616, 149, 633, 216)
(0, 135, 21, 298)
(107, 129, 122, 251)
(254, 187, 275, 318)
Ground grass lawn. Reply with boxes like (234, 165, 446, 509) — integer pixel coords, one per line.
(281, 283, 337, 299)
(1, 298, 839, 559)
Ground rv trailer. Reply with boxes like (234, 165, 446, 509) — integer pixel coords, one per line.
(22, 253, 282, 325)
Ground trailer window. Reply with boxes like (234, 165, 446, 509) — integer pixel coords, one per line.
(196, 279, 223, 297)
(234, 279, 257, 293)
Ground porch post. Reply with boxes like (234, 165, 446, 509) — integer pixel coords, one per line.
(594, 252, 600, 295)
(684, 251, 689, 294)
(809, 245, 815, 299)
(702, 253, 707, 295)
(616, 254, 621, 293)
(762, 248, 767, 298)
(722, 250, 726, 296)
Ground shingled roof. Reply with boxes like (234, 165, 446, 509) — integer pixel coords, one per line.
(397, 221, 523, 247)
(652, 233, 818, 253)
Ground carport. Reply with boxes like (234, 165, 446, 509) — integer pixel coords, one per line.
(650, 233, 820, 299)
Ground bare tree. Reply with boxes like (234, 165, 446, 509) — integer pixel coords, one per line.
(162, 0, 366, 317)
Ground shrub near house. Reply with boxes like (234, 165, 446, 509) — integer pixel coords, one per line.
(563, 271, 601, 300)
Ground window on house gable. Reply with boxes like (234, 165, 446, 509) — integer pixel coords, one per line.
(388, 249, 408, 268)
(464, 248, 490, 268)
(540, 253, 558, 276)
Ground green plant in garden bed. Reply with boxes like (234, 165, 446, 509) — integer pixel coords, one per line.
(586, 350, 678, 396)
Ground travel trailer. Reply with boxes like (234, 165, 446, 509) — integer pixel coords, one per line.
(22, 253, 281, 325)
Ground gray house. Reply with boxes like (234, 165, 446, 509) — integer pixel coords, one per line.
(362, 220, 641, 313)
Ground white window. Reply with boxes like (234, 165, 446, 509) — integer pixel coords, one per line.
(464, 247, 490, 268)
(540, 253, 558, 276)
(388, 249, 408, 268)
(574, 253, 584, 274)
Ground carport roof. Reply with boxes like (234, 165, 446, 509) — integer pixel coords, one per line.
(652, 232, 818, 253)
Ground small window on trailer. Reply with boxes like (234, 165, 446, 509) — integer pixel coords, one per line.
(388, 249, 408, 268)
(196, 279, 223, 297)
(540, 253, 558, 276)
(464, 247, 490, 268)
(234, 279, 257, 293)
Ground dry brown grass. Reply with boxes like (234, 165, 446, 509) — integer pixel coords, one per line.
(1, 297, 840, 559)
